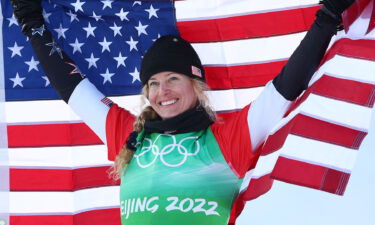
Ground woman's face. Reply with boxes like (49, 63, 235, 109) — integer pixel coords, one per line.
(147, 72, 198, 119)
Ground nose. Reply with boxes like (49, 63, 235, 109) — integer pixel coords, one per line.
(158, 82, 171, 95)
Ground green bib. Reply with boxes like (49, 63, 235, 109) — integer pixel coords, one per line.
(120, 128, 243, 225)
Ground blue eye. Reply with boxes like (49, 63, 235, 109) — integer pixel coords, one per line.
(169, 76, 178, 81)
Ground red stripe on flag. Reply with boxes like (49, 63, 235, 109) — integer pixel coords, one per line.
(10, 166, 118, 191)
(178, 6, 320, 42)
(271, 156, 350, 195)
(75, 208, 121, 225)
(229, 192, 246, 224)
(311, 75, 375, 107)
(261, 119, 294, 155)
(322, 38, 375, 63)
(229, 173, 275, 224)
(10, 208, 121, 225)
(342, 0, 371, 32)
(261, 112, 366, 156)
(205, 60, 286, 89)
(11, 215, 72, 225)
(368, 2, 375, 34)
(292, 114, 367, 149)
(7, 123, 102, 147)
(242, 173, 274, 201)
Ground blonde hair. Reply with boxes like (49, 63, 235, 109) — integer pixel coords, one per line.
(110, 78, 215, 180)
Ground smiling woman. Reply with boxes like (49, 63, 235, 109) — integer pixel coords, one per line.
(140, 35, 207, 118)
(147, 72, 198, 119)
(8, 0, 367, 225)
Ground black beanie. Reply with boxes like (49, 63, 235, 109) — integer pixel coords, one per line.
(140, 35, 205, 85)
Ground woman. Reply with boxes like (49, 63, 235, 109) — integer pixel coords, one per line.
(10, 0, 355, 224)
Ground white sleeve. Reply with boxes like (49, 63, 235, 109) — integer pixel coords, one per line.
(248, 81, 292, 151)
(68, 79, 110, 144)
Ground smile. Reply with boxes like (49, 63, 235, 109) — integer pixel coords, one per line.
(160, 99, 177, 106)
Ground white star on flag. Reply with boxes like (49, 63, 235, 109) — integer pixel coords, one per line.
(110, 22, 122, 37)
(83, 22, 97, 38)
(129, 67, 140, 83)
(101, 0, 113, 9)
(42, 9, 52, 23)
(42, 76, 50, 87)
(100, 68, 115, 84)
(69, 38, 84, 54)
(85, 53, 100, 69)
(135, 21, 148, 36)
(7, 14, 19, 27)
(66, 10, 79, 23)
(71, 0, 85, 13)
(9, 73, 26, 88)
(145, 5, 159, 19)
(152, 33, 162, 42)
(133, 1, 142, 6)
(99, 37, 112, 53)
(115, 8, 129, 21)
(90, 11, 103, 22)
(54, 23, 68, 39)
(126, 36, 138, 52)
(25, 56, 40, 72)
(113, 52, 127, 68)
(8, 42, 24, 58)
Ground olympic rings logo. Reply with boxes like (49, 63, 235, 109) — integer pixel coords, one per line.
(134, 134, 200, 168)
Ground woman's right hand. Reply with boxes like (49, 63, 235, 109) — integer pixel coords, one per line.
(10, 0, 43, 30)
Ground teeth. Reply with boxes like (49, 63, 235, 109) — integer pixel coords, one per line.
(161, 99, 177, 106)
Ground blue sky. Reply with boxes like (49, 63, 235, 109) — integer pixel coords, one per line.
(238, 107, 375, 225)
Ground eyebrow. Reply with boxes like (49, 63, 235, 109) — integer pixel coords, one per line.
(149, 72, 177, 81)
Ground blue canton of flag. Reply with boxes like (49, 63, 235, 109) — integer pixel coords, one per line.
(3, 0, 178, 101)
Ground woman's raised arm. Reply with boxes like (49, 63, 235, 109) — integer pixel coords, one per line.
(10, 0, 113, 144)
(247, 0, 355, 151)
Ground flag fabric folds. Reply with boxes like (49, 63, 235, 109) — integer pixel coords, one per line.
(0, 0, 374, 225)
(230, 0, 375, 221)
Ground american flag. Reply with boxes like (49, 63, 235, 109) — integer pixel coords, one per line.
(1, 0, 375, 225)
